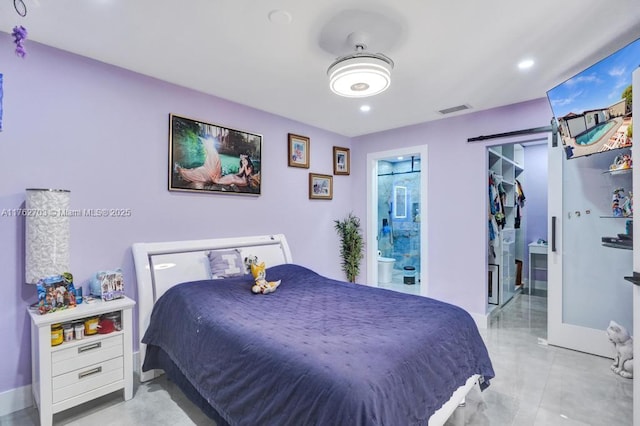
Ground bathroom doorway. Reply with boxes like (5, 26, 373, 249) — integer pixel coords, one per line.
(366, 145, 428, 296)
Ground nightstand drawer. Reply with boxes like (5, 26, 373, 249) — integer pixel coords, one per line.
(52, 334, 123, 376)
(52, 357, 124, 403)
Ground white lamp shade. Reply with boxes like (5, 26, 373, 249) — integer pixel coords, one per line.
(25, 189, 71, 284)
(328, 55, 393, 98)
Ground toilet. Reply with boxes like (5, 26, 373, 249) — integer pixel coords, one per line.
(377, 256, 396, 284)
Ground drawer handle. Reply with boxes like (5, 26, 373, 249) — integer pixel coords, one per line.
(78, 366, 102, 379)
(78, 342, 102, 353)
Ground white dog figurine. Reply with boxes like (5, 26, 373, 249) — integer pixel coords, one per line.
(606, 320, 633, 379)
(244, 255, 259, 271)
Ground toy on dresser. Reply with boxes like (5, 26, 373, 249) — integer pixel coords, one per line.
(36, 272, 76, 314)
(89, 268, 125, 301)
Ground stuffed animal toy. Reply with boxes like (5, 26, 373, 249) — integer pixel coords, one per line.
(250, 261, 281, 294)
(244, 255, 259, 272)
(607, 320, 633, 378)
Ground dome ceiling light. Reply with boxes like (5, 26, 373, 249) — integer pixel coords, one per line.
(327, 32, 394, 98)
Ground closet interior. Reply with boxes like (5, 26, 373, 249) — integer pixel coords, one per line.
(488, 144, 526, 308)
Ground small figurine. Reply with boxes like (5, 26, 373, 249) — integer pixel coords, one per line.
(607, 320, 633, 379)
(622, 191, 633, 217)
(610, 152, 632, 171)
(612, 188, 625, 217)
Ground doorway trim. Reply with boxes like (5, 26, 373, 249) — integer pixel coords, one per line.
(366, 145, 429, 295)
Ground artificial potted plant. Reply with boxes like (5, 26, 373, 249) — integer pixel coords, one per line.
(334, 212, 365, 283)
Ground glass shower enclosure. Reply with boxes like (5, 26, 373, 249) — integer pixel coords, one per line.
(376, 156, 421, 289)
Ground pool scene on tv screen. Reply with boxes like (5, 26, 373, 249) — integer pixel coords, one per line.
(547, 38, 639, 159)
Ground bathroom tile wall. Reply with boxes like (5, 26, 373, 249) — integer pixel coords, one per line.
(377, 159, 422, 271)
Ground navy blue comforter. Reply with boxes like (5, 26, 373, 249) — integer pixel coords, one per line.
(142, 264, 494, 426)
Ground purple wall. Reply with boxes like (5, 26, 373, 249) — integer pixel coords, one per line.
(0, 33, 555, 395)
(351, 99, 553, 315)
(523, 144, 549, 278)
(0, 36, 352, 392)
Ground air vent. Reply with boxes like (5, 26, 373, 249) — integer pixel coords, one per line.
(438, 104, 471, 115)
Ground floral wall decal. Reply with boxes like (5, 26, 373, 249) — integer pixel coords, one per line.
(12, 25, 28, 58)
(11, 0, 28, 57)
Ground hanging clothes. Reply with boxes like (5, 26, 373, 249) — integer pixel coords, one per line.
(488, 172, 502, 260)
(489, 173, 505, 229)
(514, 179, 526, 229)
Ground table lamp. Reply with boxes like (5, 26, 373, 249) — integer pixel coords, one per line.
(25, 188, 70, 284)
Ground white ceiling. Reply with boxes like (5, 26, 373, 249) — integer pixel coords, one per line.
(1, 0, 639, 137)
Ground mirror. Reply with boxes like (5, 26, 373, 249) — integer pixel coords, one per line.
(394, 186, 407, 218)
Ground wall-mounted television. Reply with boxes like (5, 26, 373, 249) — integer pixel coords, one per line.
(547, 38, 638, 159)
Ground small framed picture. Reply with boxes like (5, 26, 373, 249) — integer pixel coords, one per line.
(288, 133, 310, 168)
(309, 173, 333, 200)
(333, 146, 350, 175)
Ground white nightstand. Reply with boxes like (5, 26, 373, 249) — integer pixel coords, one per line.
(28, 296, 135, 426)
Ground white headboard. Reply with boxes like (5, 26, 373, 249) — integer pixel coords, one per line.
(132, 234, 293, 382)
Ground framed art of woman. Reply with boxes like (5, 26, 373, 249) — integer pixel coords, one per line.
(169, 114, 262, 195)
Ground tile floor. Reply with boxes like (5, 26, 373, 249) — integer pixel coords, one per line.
(446, 294, 633, 426)
(2, 293, 633, 426)
(377, 268, 422, 295)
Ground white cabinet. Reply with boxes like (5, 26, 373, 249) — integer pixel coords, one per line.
(28, 296, 135, 426)
(528, 242, 548, 294)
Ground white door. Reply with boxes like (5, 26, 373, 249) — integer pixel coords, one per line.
(631, 68, 639, 426)
(548, 133, 609, 356)
(548, 98, 635, 358)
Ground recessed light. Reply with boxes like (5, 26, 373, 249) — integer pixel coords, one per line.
(360, 105, 371, 112)
(518, 59, 534, 70)
(397, 156, 404, 160)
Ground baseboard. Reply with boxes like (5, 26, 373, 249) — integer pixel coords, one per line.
(0, 384, 32, 417)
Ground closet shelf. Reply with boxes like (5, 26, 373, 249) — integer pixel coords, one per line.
(599, 216, 633, 219)
(623, 272, 640, 286)
(602, 243, 633, 250)
(601, 168, 632, 175)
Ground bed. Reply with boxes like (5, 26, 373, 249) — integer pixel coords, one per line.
(132, 234, 494, 426)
